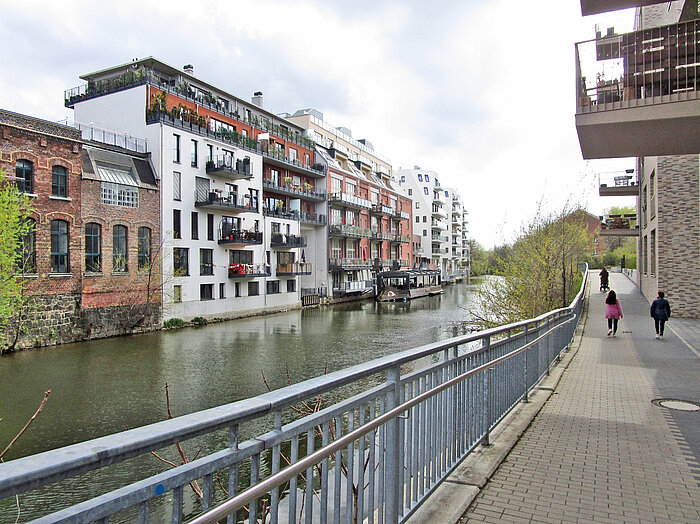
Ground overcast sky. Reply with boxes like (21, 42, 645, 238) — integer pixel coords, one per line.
(0, 0, 637, 246)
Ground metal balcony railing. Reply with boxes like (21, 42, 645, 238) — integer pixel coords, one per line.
(217, 228, 263, 245)
(276, 262, 312, 276)
(228, 263, 270, 278)
(328, 257, 373, 269)
(328, 193, 372, 210)
(206, 155, 252, 179)
(197, 193, 259, 212)
(270, 233, 307, 248)
(332, 279, 374, 292)
(262, 179, 326, 201)
(300, 212, 327, 226)
(0, 270, 587, 524)
(330, 224, 372, 238)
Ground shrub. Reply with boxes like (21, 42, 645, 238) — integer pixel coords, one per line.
(191, 316, 208, 325)
(163, 318, 185, 329)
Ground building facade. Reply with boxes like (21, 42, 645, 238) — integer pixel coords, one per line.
(66, 58, 324, 321)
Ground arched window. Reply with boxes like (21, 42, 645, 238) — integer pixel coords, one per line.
(18, 218, 36, 273)
(85, 222, 102, 272)
(137, 227, 151, 270)
(113, 225, 128, 272)
(52, 165, 68, 197)
(50, 219, 69, 273)
(15, 160, 33, 194)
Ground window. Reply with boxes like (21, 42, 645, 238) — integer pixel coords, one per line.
(415, 216, 420, 223)
(219, 283, 226, 299)
(173, 285, 182, 303)
(415, 202, 420, 209)
(423, 230, 427, 236)
(52, 165, 68, 197)
(173, 209, 181, 239)
(207, 213, 214, 241)
(200, 248, 213, 275)
(423, 216, 427, 222)
(200, 283, 213, 301)
(408, 188, 412, 196)
(18, 218, 36, 273)
(138, 227, 151, 270)
(234, 282, 240, 297)
(401, 175, 405, 182)
(173, 247, 189, 275)
(424, 187, 429, 195)
(50, 219, 69, 273)
(266, 280, 280, 294)
(173, 134, 181, 163)
(113, 225, 128, 272)
(191, 139, 198, 167)
(331, 176, 342, 194)
(650, 229, 656, 276)
(207, 144, 214, 163)
(85, 222, 102, 272)
(15, 160, 33, 194)
(229, 250, 253, 265)
(101, 183, 139, 208)
(191, 211, 199, 240)
(425, 174, 430, 182)
(248, 281, 259, 296)
(287, 279, 296, 293)
(417, 174, 423, 182)
(289, 148, 297, 162)
(173, 172, 181, 201)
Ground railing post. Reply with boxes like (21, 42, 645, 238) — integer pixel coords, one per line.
(482, 335, 491, 446)
(522, 325, 530, 403)
(385, 364, 401, 524)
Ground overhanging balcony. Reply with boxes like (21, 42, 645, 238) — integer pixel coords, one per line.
(580, 0, 668, 16)
(300, 212, 327, 227)
(329, 224, 372, 239)
(228, 263, 270, 278)
(328, 193, 372, 211)
(575, 20, 700, 159)
(206, 155, 252, 181)
(599, 171, 639, 196)
(328, 258, 372, 270)
(196, 192, 258, 213)
(262, 150, 326, 178)
(262, 179, 326, 201)
(276, 262, 312, 276)
(218, 228, 263, 245)
(370, 203, 395, 216)
(270, 233, 307, 248)
(599, 213, 639, 237)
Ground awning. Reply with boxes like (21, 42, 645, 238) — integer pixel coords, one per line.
(97, 165, 137, 186)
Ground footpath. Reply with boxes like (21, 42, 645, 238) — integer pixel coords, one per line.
(410, 271, 700, 523)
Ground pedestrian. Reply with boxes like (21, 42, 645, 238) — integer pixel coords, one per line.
(599, 267, 609, 292)
(650, 291, 671, 340)
(605, 290, 623, 337)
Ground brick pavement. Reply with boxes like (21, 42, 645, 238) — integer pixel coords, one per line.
(460, 272, 700, 523)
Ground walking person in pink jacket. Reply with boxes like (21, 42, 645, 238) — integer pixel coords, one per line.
(605, 290, 623, 337)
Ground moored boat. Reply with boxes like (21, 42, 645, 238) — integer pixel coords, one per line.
(376, 269, 443, 302)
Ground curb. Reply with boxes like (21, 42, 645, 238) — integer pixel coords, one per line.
(406, 287, 590, 524)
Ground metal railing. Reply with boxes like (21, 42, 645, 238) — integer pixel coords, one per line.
(270, 233, 307, 248)
(59, 120, 148, 153)
(0, 271, 587, 523)
(262, 179, 326, 200)
(333, 279, 375, 293)
(276, 262, 312, 276)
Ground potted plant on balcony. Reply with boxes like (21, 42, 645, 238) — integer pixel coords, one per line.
(302, 182, 312, 193)
(283, 176, 292, 187)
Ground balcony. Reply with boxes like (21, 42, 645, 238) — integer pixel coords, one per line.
(332, 279, 374, 294)
(371, 229, 395, 241)
(300, 212, 327, 227)
(263, 207, 300, 221)
(580, 0, 667, 16)
(262, 149, 326, 178)
(370, 203, 395, 216)
(205, 155, 252, 181)
(599, 213, 639, 237)
(328, 193, 372, 211)
(431, 221, 446, 232)
(575, 20, 700, 159)
(262, 179, 326, 201)
(433, 193, 445, 205)
(218, 228, 263, 245)
(400, 210, 410, 220)
(270, 233, 307, 248)
(328, 258, 373, 270)
(452, 206, 461, 216)
(432, 208, 447, 219)
(599, 172, 639, 197)
(196, 192, 258, 212)
(228, 263, 271, 278)
(276, 262, 312, 276)
(390, 234, 411, 244)
(329, 224, 372, 238)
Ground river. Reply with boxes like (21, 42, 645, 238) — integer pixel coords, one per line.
(0, 281, 476, 521)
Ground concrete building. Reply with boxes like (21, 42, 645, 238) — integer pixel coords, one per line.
(65, 57, 324, 321)
(575, 1, 700, 317)
(287, 109, 412, 300)
(445, 187, 470, 281)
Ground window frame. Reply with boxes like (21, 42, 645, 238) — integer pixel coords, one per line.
(15, 159, 33, 194)
(137, 227, 152, 271)
(85, 222, 102, 273)
(112, 224, 128, 273)
(200, 248, 214, 276)
(173, 247, 189, 276)
(50, 219, 70, 273)
(51, 165, 68, 198)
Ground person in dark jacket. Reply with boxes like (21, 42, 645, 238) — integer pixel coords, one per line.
(650, 291, 671, 339)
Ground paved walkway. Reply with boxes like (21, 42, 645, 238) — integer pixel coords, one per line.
(460, 272, 700, 523)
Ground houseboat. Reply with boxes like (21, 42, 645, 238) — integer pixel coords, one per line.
(376, 269, 443, 302)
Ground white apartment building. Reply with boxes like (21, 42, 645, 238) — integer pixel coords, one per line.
(445, 187, 470, 280)
(67, 58, 321, 321)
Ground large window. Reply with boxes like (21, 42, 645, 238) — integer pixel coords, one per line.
(191, 211, 199, 240)
(200, 283, 213, 301)
(248, 281, 259, 296)
(173, 209, 181, 239)
(113, 225, 128, 272)
(173, 247, 189, 275)
(101, 183, 138, 207)
(200, 248, 213, 275)
(50, 219, 69, 273)
(229, 250, 253, 265)
(138, 227, 151, 270)
(191, 139, 198, 167)
(266, 280, 280, 294)
(85, 222, 102, 272)
(52, 165, 68, 197)
(173, 134, 181, 163)
(18, 218, 36, 273)
(15, 160, 33, 194)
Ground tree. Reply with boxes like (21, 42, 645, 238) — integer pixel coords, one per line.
(0, 171, 33, 353)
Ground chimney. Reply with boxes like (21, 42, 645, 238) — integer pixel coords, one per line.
(183, 64, 194, 75)
(252, 91, 263, 108)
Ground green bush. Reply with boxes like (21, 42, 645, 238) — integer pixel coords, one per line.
(191, 316, 208, 325)
(163, 318, 185, 329)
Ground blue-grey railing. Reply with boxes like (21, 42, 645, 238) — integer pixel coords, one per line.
(0, 270, 588, 523)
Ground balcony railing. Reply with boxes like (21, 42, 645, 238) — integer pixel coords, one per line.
(217, 228, 263, 245)
(206, 155, 252, 180)
(270, 233, 307, 248)
(329, 224, 372, 238)
(328, 193, 372, 210)
(371, 229, 395, 241)
(400, 210, 410, 220)
(599, 213, 639, 236)
(390, 234, 411, 244)
(328, 258, 373, 270)
(262, 149, 326, 178)
(598, 172, 638, 197)
(262, 179, 326, 201)
(300, 212, 327, 226)
(276, 262, 312, 276)
(263, 207, 300, 221)
(59, 120, 147, 153)
(332, 279, 374, 293)
(370, 203, 395, 216)
(196, 193, 259, 212)
(228, 263, 271, 278)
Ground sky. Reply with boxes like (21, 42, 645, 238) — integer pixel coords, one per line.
(0, 0, 638, 246)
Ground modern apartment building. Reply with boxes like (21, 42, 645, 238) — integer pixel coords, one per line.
(65, 58, 325, 321)
(576, 1, 700, 316)
(287, 109, 412, 300)
(395, 167, 451, 277)
(445, 187, 470, 280)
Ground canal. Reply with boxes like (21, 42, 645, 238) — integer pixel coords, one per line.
(0, 281, 475, 520)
